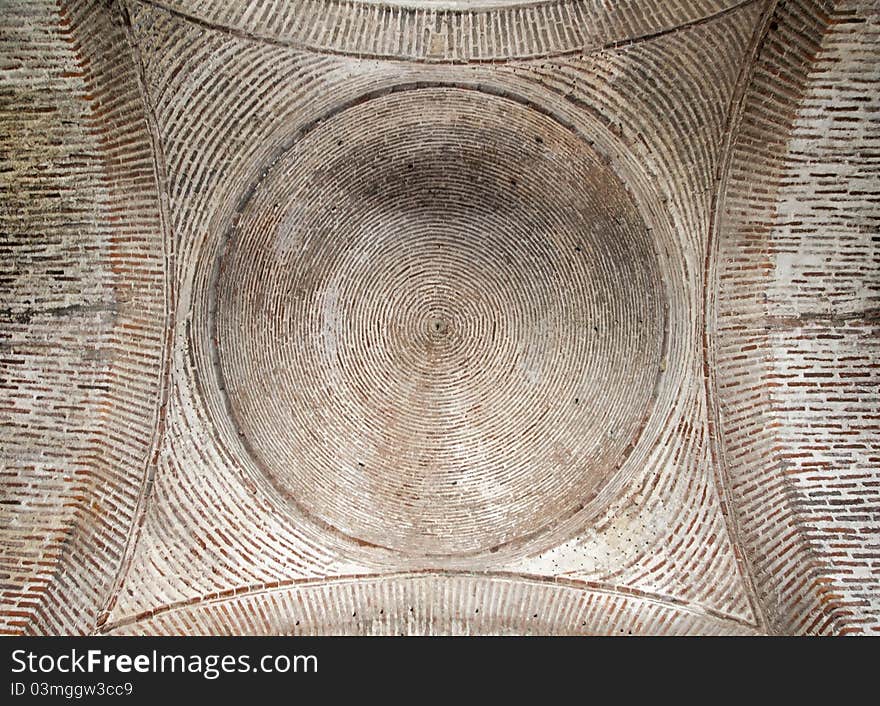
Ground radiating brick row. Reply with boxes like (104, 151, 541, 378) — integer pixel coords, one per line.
(108, 573, 757, 635)
(141, 0, 748, 62)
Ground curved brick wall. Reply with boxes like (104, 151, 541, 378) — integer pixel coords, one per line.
(146, 0, 749, 62)
(712, 0, 880, 634)
(0, 0, 169, 634)
(1, 0, 877, 635)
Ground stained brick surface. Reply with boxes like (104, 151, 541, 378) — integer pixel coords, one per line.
(1, 0, 877, 635)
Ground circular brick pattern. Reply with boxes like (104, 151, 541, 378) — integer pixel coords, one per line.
(214, 87, 666, 557)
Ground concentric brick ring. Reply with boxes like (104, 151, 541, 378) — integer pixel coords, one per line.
(214, 87, 666, 557)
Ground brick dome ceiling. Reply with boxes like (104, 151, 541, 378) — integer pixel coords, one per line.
(1, 0, 878, 636)
(212, 87, 667, 559)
